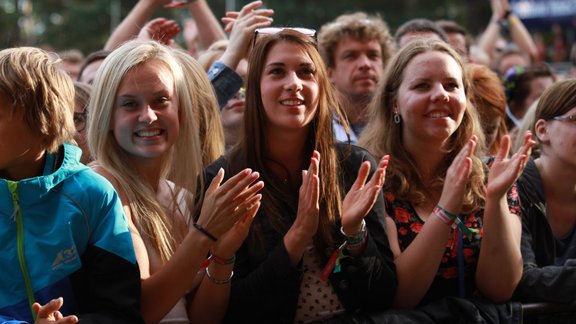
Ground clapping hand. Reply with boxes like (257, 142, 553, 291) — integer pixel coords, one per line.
(197, 168, 264, 240)
(212, 197, 261, 259)
(292, 150, 321, 240)
(487, 132, 534, 199)
(341, 155, 389, 234)
(438, 136, 477, 213)
(282, 151, 320, 265)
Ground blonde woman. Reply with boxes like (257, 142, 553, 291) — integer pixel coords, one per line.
(88, 40, 263, 324)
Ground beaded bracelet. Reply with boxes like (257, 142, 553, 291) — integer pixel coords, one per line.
(209, 253, 236, 265)
(193, 223, 218, 242)
(205, 266, 233, 285)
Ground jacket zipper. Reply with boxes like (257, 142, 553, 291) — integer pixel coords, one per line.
(7, 181, 37, 321)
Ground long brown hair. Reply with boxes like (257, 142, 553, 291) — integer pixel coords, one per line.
(360, 39, 486, 211)
(229, 29, 348, 253)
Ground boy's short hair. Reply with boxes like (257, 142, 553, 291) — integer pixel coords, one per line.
(0, 47, 76, 153)
(318, 12, 395, 69)
(394, 18, 448, 44)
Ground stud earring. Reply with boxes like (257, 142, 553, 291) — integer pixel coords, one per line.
(393, 111, 401, 124)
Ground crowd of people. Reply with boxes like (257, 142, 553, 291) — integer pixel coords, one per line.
(1, 0, 574, 323)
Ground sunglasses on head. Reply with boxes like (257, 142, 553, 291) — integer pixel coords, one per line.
(552, 114, 575, 123)
(252, 27, 317, 48)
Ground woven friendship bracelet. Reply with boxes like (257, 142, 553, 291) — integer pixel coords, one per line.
(435, 205, 479, 237)
(434, 206, 456, 226)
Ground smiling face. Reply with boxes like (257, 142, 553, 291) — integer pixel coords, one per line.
(395, 50, 466, 148)
(260, 41, 319, 133)
(111, 60, 179, 164)
(328, 37, 383, 100)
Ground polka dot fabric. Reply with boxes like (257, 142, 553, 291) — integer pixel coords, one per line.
(294, 245, 344, 323)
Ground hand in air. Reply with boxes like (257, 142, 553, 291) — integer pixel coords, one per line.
(33, 298, 78, 324)
(221, 1, 274, 59)
(137, 18, 181, 46)
(341, 155, 389, 234)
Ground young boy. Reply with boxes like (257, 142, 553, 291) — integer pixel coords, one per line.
(0, 47, 143, 323)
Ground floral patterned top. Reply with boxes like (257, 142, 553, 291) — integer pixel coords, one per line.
(384, 185, 521, 306)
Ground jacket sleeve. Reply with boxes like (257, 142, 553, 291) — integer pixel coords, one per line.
(207, 61, 243, 109)
(514, 206, 576, 303)
(74, 176, 144, 324)
(331, 146, 397, 312)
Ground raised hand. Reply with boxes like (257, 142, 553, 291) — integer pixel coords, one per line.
(219, 1, 273, 64)
(341, 155, 389, 234)
(487, 132, 534, 199)
(197, 168, 264, 240)
(137, 18, 181, 46)
(438, 136, 477, 213)
(490, 0, 504, 19)
(33, 298, 78, 324)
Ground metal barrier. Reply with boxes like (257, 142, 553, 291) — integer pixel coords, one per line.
(522, 302, 576, 323)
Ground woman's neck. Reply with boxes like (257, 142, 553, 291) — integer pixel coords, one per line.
(404, 137, 446, 184)
(264, 126, 310, 188)
(130, 157, 164, 192)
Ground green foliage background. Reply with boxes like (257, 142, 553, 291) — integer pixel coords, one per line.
(0, 0, 492, 54)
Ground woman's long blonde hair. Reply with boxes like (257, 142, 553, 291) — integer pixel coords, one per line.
(360, 39, 486, 211)
(173, 49, 225, 164)
(88, 40, 204, 262)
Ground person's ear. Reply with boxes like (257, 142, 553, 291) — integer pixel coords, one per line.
(327, 66, 334, 82)
(534, 118, 549, 144)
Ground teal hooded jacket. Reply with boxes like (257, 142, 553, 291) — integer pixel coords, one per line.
(0, 143, 143, 323)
